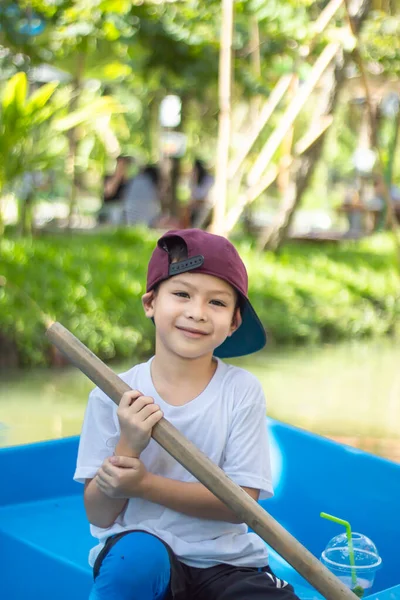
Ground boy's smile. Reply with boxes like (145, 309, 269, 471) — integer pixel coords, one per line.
(176, 325, 209, 338)
(142, 272, 242, 360)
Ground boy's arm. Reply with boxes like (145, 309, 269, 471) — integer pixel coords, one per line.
(83, 436, 140, 529)
(84, 478, 128, 529)
(139, 473, 259, 524)
(93, 454, 259, 524)
(80, 389, 164, 529)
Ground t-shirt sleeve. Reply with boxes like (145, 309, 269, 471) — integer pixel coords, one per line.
(73, 388, 120, 484)
(222, 376, 273, 500)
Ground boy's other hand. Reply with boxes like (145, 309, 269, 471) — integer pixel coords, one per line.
(117, 390, 163, 457)
(95, 455, 148, 499)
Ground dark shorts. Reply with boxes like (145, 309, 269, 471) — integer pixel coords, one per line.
(93, 530, 300, 600)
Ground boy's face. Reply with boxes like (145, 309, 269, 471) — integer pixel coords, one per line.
(142, 272, 242, 361)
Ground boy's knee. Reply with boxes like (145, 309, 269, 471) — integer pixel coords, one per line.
(94, 532, 171, 599)
(111, 532, 170, 580)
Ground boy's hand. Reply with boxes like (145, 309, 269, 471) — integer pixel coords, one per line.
(95, 455, 148, 499)
(117, 390, 163, 457)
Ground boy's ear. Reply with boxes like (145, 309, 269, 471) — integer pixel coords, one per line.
(142, 290, 155, 318)
(228, 307, 242, 336)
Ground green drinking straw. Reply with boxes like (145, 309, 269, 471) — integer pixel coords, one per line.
(320, 512, 358, 588)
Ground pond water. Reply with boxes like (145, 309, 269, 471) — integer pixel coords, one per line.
(1, 339, 399, 462)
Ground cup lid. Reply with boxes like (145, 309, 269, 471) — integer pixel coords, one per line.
(321, 532, 382, 570)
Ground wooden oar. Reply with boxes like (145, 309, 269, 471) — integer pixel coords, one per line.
(46, 321, 357, 600)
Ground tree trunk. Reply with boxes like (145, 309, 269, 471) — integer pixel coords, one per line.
(170, 157, 181, 218)
(146, 96, 161, 162)
(260, 0, 371, 251)
(18, 191, 34, 236)
(0, 189, 4, 236)
(159, 154, 173, 215)
(276, 75, 298, 197)
(209, 0, 234, 235)
(228, 75, 292, 182)
(67, 51, 86, 228)
(228, 0, 346, 186)
(386, 104, 400, 184)
(249, 17, 261, 123)
(344, 0, 400, 261)
(247, 42, 340, 188)
(170, 95, 187, 218)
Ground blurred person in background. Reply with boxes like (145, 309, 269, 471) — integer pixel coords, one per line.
(99, 156, 134, 225)
(124, 165, 162, 227)
(367, 175, 400, 230)
(187, 159, 215, 229)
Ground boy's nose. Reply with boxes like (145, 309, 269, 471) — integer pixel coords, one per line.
(184, 300, 207, 321)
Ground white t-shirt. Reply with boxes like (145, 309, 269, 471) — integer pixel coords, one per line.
(74, 357, 273, 568)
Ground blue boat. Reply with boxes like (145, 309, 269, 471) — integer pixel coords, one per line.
(1, 419, 399, 600)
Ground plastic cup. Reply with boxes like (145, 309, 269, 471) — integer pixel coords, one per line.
(320, 532, 382, 595)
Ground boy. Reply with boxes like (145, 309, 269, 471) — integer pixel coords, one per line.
(74, 229, 298, 600)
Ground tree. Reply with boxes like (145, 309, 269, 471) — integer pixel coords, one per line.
(0, 72, 66, 234)
(2, 0, 399, 245)
(260, 0, 372, 250)
(0, 72, 124, 234)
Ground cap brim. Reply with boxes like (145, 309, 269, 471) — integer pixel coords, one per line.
(213, 299, 267, 359)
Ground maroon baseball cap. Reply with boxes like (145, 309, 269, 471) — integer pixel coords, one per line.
(146, 229, 266, 358)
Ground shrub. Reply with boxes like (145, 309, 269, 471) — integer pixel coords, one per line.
(0, 230, 399, 366)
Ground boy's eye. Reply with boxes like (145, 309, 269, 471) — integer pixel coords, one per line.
(173, 291, 190, 298)
(210, 299, 227, 307)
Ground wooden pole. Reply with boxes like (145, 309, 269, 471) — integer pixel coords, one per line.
(46, 321, 358, 600)
(210, 0, 234, 235)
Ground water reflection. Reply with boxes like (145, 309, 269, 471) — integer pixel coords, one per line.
(0, 339, 399, 462)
